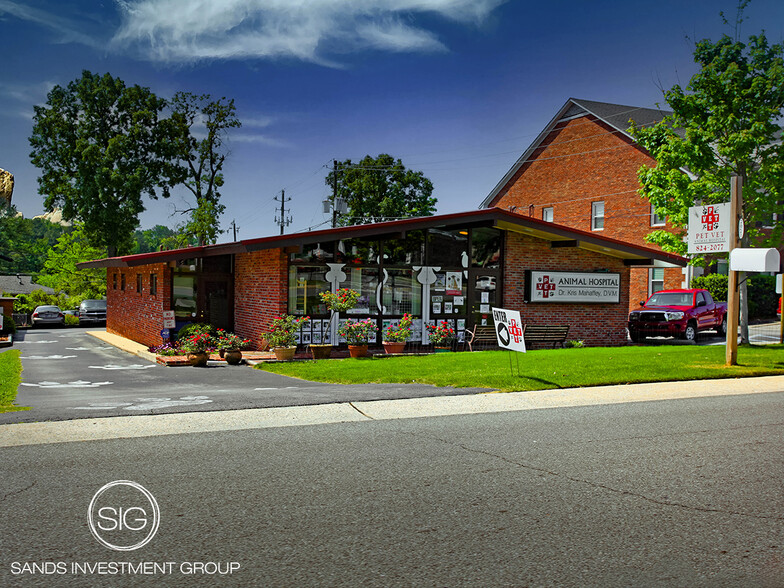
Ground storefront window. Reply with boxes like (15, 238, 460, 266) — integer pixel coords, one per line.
(288, 266, 330, 316)
(173, 275, 197, 320)
(427, 229, 468, 267)
(339, 267, 378, 315)
(429, 270, 467, 318)
(290, 243, 334, 263)
(382, 231, 425, 266)
(336, 239, 379, 265)
(382, 269, 421, 316)
(471, 227, 502, 268)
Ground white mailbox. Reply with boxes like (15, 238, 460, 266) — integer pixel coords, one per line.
(729, 248, 780, 272)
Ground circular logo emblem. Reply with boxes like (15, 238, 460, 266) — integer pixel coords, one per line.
(88, 481, 160, 551)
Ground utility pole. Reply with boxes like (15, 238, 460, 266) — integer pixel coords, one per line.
(229, 219, 238, 241)
(274, 190, 292, 235)
(332, 160, 339, 228)
(726, 175, 742, 366)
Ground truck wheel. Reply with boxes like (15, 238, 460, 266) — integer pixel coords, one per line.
(718, 316, 727, 338)
(682, 322, 697, 342)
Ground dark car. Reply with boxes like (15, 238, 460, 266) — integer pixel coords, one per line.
(31, 305, 65, 327)
(78, 299, 107, 326)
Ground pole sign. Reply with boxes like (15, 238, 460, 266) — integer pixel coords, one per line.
(491, 307, 526, 353)
(687, 202, 730, 254)
(162, 310, 175, 329)
(524, 271, 620, 303)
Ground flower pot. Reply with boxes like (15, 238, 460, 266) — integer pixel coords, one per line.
(187, 352, 209, 367)
(273, 347, 296, 361)
(434, 346, 451, 353)
(309, 344, 333, 360)
(382, 341, 406, 354)
(348, 344, 368, 358)
(224, 350, 243, 365)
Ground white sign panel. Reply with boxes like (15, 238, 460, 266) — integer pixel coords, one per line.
(526, 271, 620, 304)
(687, 202, 730, 254)
(163, 310, 175, 329)
(491, 307, 526, 353)
(777, 274, 782, 295)
(162, 310, 175, 319)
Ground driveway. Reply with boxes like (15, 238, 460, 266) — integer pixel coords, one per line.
(1, 327, 488, 424)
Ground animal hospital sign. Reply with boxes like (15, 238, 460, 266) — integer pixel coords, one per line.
(525, 270, 621, 304)
(687, 202, 730, 254)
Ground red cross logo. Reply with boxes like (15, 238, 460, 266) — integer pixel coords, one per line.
(701, 206, 720, 231)
(536, 276, 556, 298)
(509, 319, 523, 343)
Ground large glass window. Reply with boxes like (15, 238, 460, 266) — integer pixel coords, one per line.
(290, 243, 334, 263)
(288, 266, 330, 316)
(427, 229, 468, 268)
(471, 227, 502, 268)
(173, 275, 197, 320)
(339, 267, 378, 315)
(382, 231, 425, 266)
(382, 269, 421, 316)
(336, 239, 379, 265)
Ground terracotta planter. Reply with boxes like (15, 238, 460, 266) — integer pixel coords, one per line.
(273, 347, 296, 361)
(433, 346, 451, 353)
(309, 344, 333, 360)
(382, 341, 406, 354)
(224, 350, 243, 365)
(187, 352, 209, 367)
(348, 344, 368, 358)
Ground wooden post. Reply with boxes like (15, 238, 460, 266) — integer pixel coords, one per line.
(726, 176, 742, 366)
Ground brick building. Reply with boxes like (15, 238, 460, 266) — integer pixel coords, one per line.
(81, 209, 684, 349)
(480, 98, 692, 308)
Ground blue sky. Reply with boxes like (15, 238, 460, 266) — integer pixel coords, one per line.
(2, 0, 783, 241)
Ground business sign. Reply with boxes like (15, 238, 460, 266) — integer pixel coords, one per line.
(525, 271, 620, 304)
(491, 307, 526, 353)
(162, 310, 175, 329)
(687, 202, 730, 254)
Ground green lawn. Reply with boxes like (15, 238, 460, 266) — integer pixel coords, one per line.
(0, 349, 28, 412)
(256, 345, 784, 392)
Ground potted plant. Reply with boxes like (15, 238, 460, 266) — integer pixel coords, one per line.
(426, 321, 456, 352)
(178, 333, 216, 367)
(265, 315, 309, 361)
(337, 318, 378, 358)
(215, 330, 251, 365)
(382, 313, 415, 354)
(313, 288, 361, 359)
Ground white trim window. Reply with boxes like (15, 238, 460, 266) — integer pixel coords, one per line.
(651, 204, 666, 226)
(542, 207, 553, 222)
(649, 267, 664, 296)
(591, 201, 604, 231)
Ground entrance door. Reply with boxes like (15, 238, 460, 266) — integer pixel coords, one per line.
(198, 277, 233, 332)
(469, 270, 500, 328)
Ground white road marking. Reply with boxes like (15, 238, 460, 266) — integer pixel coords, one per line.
(88, 364, 157, 370)
(254, 386, 300, 390)
(20, 381, 114, 389)
(71, 396, 213, 411)
(65, 347, 90, 351)
(16, 340, 59, 344)
(21, 355, 77, 360)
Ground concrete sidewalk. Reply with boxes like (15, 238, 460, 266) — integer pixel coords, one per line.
(2, 374, 782, 448)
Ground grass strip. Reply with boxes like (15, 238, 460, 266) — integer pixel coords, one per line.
(0, 349, 28, 412)
(256, 345, 784, 392)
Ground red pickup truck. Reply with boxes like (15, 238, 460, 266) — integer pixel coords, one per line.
(628, 289, 728, 343)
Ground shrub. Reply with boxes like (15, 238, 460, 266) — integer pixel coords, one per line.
(426, 321, 456, 345)
(265, 315, 310, 348)
(177, 322, 217, 340)
(692, 273, 778, 319)
(337, 319, 377, 345)
(691, 273, 728, 302)
(64, 314, 79, 327)
(384, 314, 415, 342)
(563, 340, 585, 348)
(1, 314, 17, 335)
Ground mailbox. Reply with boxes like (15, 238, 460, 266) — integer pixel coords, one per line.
(729, 248, 780, 272)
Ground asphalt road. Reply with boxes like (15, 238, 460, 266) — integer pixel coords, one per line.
(2, 327, 488, 424)
(1, 391, 782, 587)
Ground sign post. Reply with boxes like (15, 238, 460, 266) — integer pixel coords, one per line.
(492, 307, 526, 376)
(725, 176, 742, 366)
(777, 274, 783, 344)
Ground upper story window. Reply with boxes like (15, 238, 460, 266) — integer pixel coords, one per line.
(651, 205, 666, 227)
(591, 201, 604, 231)
(149, 273, 158, 297)
(120, 274, 126, 291)
(136, 274, 142, 294)
(542, 207, 553, 223)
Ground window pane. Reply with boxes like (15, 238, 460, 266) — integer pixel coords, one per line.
(471, 227, 501, 268)
(382, 269, 421, 316)
(290, 243, 335, 263)
(428, 229, 468, 267)
(592, 201, 605, 230)
(173, 275, 196, 319)
(382, 231, 425, 266)
(336, 239, 378, 265)
(339, 267, 378, 315)
(288, 266, 330, 316)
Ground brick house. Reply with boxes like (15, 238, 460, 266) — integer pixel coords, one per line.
(480, 98, 693, 309)
(80, 208, 684, 349)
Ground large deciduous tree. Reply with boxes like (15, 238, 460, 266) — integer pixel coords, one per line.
(36, 224, 106, 299)
(325, 154, 436, 226)
(29, 71, 182, 257)
(169, 92, 241, 245)
(630, 30, 784, 341)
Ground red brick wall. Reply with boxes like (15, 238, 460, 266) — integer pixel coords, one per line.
(503, 231, 631, 346)
(234, 249, 288, 349)
(488, 115, 674, 248)
(107, 263, 171, 348)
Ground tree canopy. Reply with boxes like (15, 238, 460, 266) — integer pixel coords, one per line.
(29, 70, 183, 257)
(325, 154, 437, 226)
(0, 206, 69, 274)
(169, 92, 241, 245)
(36, 224, 106, 299)
(630, 32, 784, 256)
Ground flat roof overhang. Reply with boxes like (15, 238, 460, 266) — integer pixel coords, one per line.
(78, 208, 687, 269)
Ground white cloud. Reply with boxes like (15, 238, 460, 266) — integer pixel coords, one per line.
(111, 0, 506, 65)
(0, 0, 104, 48)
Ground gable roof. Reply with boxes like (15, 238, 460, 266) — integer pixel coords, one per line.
(79, 208, 686, 270)
(480, 98, 672, 209)
(0, 274, 56, 295)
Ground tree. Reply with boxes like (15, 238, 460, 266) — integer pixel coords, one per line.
(132, 225, 177, 254)
(29, 71, 183, 257)
(169, 92, 241, 245)
(36, 224, 106, 299)
(630, 29, 784, 342)
(0, 206, 69, 274)
(325, 154, 437, 226)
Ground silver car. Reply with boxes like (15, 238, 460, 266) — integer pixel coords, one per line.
(31, 305, 65, 327)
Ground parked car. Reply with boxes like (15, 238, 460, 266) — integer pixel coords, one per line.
(78, 299, 107, 326)
(628, 289, 728, 342)
(31, 305, 65, 327)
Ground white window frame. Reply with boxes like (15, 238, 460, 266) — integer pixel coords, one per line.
(591, 201, 604, 231)
(651, 204, 666, 227)
(542, 207, 553, 223)
(649, 268, 664, 296)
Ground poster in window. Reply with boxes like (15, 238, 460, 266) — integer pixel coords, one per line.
(434, 273, 446, 291)
(323, 330, 331, 344)
(480, 304, 490, 313)
(294, 331, 302, 344)
(312, 330, 322, 344)
(432, 295, 443, 303)
(432, 302, 441, 314)
(446, 272, 462, 295)
(444, 302, 453, 314)
(481, 291, 489, 304)
(454, 296, 464, 306)
(302, 332, 312, 344)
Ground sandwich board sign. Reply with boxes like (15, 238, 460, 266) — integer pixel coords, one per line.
(491, 307, 526, 353)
